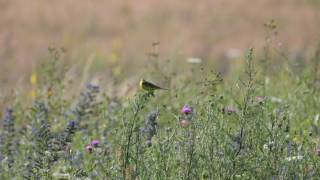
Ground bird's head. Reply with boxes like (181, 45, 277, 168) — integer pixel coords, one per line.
(139, 79, 145, 87)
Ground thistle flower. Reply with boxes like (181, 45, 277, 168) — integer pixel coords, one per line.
(145, 140, 152, 147)
(86, 145, 93, 153)
(91, 140, 100, 148)
(181, 105, 192, 114)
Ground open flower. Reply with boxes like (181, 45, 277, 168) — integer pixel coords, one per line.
(91, 140, 100, 148)
(146, 139, 152, 147)
(181, 105, 192, 114)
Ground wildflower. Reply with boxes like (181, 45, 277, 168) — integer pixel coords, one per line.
(187, 57, 202, 64)
(263, 141, 275, 151)
(180, 119, 190, 127)
(146, 140, 152, 147)
(30, 90, 37, 99)
(285, 155, 303, 162)
(69, 120, 76, 128)
(181, 105, 192, 114)
(91, 140, 100, 148)
(86, 145, 93, 153)
(30, 73, 37, 85)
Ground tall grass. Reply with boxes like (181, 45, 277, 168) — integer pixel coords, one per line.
(1, 42, 320, 179)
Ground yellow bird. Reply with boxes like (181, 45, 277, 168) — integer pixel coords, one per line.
(139, 79, 169, 92)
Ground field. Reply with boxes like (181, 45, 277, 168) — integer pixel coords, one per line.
(1, 1, 320, 179)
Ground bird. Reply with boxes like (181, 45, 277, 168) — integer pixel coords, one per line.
(139, 79, 169, 92)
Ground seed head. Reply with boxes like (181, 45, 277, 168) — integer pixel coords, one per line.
(180, 119, 190, 127)
(86, 145, 93, 153)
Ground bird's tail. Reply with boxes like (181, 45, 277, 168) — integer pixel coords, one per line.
(160, 87, 170, 90)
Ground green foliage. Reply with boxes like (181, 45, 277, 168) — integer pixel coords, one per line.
(1, 44, 320, 179)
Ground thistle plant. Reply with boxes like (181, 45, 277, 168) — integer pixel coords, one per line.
(181, 106, 198, 180)
(1, 37, 320, 179)
(119, 91, 153, 179)
(58, 84, 101, 178)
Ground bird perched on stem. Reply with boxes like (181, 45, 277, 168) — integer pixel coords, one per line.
(139, 79, 169, 93)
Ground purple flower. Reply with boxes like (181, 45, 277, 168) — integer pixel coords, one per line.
(140, 127, 147, 135)
(91, 140, 100, 148)
(316, 148, 320, 156)
(69, 120, 76, 128)
(146, 140, 152, 147)
(86, 145, 93, 153)
(181, 105, 192, 114)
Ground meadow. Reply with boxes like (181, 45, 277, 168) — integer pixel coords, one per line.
(1, 1, 320, 179)
(1, 34, 320, 179)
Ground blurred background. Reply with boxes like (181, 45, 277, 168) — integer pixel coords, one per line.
(0, 0, 320, 89)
